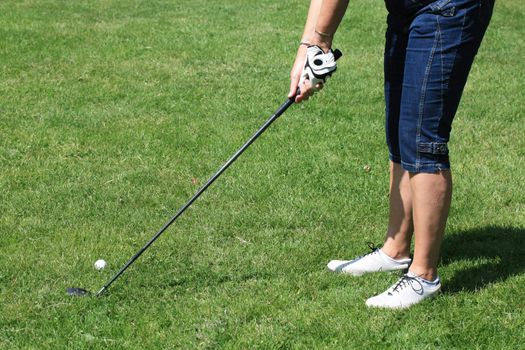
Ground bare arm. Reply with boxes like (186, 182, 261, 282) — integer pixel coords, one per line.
(300, 0, 323, 45)
(288, 0, 350, 101)
(288, 0, 322, 100)
(310, 0, 349, 51)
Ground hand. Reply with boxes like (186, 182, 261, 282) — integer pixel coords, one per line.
(288, 45, 324, 103)
(289, 45, 338, 103)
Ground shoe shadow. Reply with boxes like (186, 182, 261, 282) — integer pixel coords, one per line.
(440, 225, 525, 293)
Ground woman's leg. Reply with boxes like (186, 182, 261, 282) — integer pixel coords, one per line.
(409, 171, 452, 281)
(380, 10, 415, 261)
(326, 10, 416, 275)
(326, 164, 415, 276)
(381, 161, 413, 260)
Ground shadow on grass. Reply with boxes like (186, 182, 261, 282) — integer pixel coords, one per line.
(441, 225, 525, 293)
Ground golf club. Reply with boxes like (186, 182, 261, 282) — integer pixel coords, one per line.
(67, 49, 342, 297)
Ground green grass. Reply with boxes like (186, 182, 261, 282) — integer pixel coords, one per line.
(1, 0, 524, 348)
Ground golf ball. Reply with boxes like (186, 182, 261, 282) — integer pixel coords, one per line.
(94, 259, 106, 270)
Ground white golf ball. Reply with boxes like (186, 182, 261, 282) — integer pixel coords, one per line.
(94, 259, 106, 270)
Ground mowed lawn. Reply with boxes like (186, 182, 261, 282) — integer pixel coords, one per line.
(1, 0, 524, 348)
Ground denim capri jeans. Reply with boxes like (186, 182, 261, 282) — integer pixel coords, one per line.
(384, 0, 495, 173)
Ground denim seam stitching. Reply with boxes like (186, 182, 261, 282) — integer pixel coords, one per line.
(438, 17, 444, 129)
(417, 16, 440, 172)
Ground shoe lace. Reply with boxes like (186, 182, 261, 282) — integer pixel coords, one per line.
(389, 275, 424, 296)
(350, 242, 382, 263)
(366, 242, 381, 252)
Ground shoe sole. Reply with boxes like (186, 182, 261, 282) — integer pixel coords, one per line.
(327, 264, 409, 276)
(366, 286, 441, 309)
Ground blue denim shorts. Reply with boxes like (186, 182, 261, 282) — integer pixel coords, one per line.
(384, 0, 494, 173)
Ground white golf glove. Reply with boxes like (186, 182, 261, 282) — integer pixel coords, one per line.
(299, 45, 339, 90)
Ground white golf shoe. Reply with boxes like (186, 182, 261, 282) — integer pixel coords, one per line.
(327, 245, 411, 276)
(365, 272, 441, 309)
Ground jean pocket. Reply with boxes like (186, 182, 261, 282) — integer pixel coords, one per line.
(430, 0, 456, 16)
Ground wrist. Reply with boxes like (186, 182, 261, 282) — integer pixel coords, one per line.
(310, 32, 332, 53)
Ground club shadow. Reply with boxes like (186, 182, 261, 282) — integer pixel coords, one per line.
(440, 225, 525, 293)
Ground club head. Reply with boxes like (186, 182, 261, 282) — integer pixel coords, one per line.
(67, 287, 91, 297)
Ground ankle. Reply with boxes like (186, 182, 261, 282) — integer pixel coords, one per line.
(408, 267, 438, 282)
(380, 244, 411, 261)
